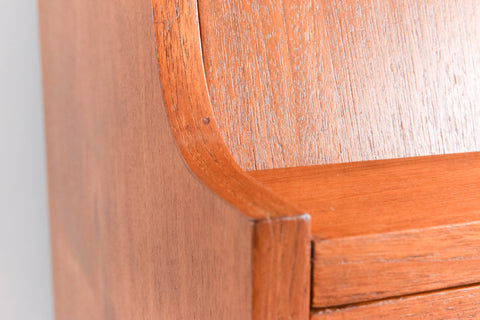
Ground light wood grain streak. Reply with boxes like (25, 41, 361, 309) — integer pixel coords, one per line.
(199, 0, 480, 170)
(250, 152, 480, 307)
(311, 284, 480, 320)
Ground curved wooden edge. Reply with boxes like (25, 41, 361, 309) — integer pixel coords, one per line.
(151, 0, 306, 220)
(151, 0, 311, 318)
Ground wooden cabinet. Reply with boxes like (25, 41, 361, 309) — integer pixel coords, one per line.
(39, 0, 480, 318)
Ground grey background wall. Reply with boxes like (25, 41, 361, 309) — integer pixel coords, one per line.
(0, 1, 53, 319)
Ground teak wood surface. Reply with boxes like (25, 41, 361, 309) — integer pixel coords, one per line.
(39, 0, 480, 318)
(39, 0, 310, 319)
(199, 0, 480, 170)
(311, 284, 480, 319)
(251, 152, 480, 308)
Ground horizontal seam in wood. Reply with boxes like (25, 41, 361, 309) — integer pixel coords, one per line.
(310, 282, 480, 314)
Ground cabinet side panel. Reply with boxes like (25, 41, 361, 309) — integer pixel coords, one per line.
(38, 0, 253, 318)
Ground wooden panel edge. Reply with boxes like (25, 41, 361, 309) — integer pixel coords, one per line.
(253, 215, 311, 320)
(152, 0, 305, 220)
(311, 284, 480, 319)
(152, 1, 312, 318)
(313, 220, 480, 308)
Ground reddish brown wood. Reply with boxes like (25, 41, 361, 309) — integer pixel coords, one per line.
(253, 219, 311, 319)
(251, 153, 480, 238)
(311, 284, 480, 320)
(151, 1, 311, 318)
(152, 0, 301, 220)
(312, 221, 480, 308)
(40, 0, 480, 316)
(39, 1, 252, 316)
(39, 0, 310, 319)
(198, 0, 480, 170)
(251, 152, 480, 307)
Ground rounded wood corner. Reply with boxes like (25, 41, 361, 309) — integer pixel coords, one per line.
(151, 0, 308, 222)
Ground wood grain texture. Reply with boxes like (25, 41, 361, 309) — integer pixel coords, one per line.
(39, 1, 252, 317)
(153, 0, 301, 220)
(311, 284, 480, 320)
(39, 0, 310, 319)
(313, 221, 480, 308)
(251, 152, 480, 239)
(198, 0, 480, 170)
(253, 219, 311, 319)
(250, 152, 480, 307)
(152, 1, 311, 318)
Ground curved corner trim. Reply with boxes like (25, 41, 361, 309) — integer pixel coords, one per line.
(151, 0, 308, 221)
